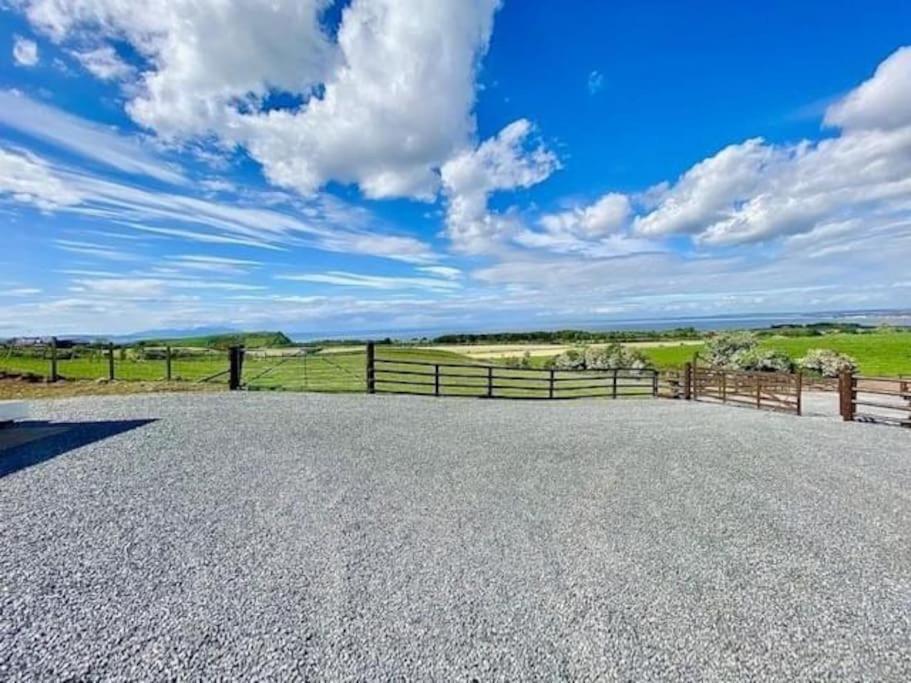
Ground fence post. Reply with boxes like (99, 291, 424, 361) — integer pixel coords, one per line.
(49, 336, 58, 383)
(839, 370, 855, 421)
(721, 371, 727, 403)
(548, 368, 555, 399)
(107, 343, 115, 381)
(434, 364, 440, 397)
(486, 366, 494, 398)
(795, 372, 803, 416)
(365, 342, 375, 394)
(683, 362, 692, 400)
(651, 370, 658, 397)
(228, 345, 244, 390)
(612, 368, 618, 399)
(165, 345, 172, 381)
(756, 375, 762, 409)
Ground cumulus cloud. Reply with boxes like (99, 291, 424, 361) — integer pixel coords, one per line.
(824, 46, 911, 131)
(12, 35, 39, 66)
(632, 46, 911, 246)
(441, 118, 559, 252)
(20, 0, 501, 200)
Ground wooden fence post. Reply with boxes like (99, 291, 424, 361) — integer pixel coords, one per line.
(721, 371, 727, 403)
(795, 372, 803, 416)
(486, 366, 494, 398)
(548, 368, 555, 399)
(839, 370, 855, 421)
(365, 342, 375, 394)
(47, 336, 58, 383)
(612, 368, 618, 399)
(651, 370, 658, 397)
(107, 343, 115, 381)
(228, 345, 244, 390)
(434, 364, 440, 397)
(756, 375, 762, 409)
(165, 345, 172, 381)
(683, 362, 692, 400)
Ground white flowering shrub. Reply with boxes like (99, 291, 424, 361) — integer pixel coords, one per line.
(550, 344, 652, 370)
(552, 348, 585, 369)
(704, 331, 759, 367)
(730, 348, 794, 373)
(798, 349, 858, 377)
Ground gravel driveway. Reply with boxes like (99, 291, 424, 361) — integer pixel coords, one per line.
(2, 392, 910, 680)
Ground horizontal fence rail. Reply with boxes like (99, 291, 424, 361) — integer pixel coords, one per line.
(840, 373, 910, 427)
(368, 353, 659, 400)
(690, 365, 802, 415)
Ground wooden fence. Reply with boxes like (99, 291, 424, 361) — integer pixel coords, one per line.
(688, 364, 803, 415)
(839, 372, 910, 427)
(366, 344, 659, 400)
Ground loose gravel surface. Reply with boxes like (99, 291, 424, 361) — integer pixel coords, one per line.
(2, 393, 910, 680)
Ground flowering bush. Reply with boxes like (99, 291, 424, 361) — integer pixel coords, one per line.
(730, 348, 794, 373)
(550, 344, 651, 370)
(703, 331, 759, 367)
(798, 349, 858, 377)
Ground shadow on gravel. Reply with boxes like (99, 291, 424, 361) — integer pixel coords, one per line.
(0, 419, 156, 478)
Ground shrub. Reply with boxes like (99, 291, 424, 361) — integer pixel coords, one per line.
(551, 348, 585, 370)
(798, 349, 858, 377)
(730, 348, 794, 373)
(703, 331, 758, 367)
(550, 344, 652, 371)
(503, 351, 533, 369)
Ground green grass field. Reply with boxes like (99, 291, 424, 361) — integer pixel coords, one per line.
(632, 332, 911, 376)
(2, 331, 908, 394)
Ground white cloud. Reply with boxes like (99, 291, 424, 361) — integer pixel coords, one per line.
(632, 46, 911, 246)
(441, 118, 560, 252)
(0, 146, 83, 208)
(824, 46, 911, 131)
(70, 45, 133, 80)
(0, 91, 185, 184)
(21, 0, 502, 200)
(12, 35, 39, 66)
(0, 144, 440, 263)
(417, 265, 462, 279)
(539, 193, 631, 237)
(587, 70, 604, 95)
(278, 271, 461, 292)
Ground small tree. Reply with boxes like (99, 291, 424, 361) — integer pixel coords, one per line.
(798, 349, 858, 377)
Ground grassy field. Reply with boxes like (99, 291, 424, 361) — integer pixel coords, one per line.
(629, 332, 911, 376)
(1, 331, 907, 397)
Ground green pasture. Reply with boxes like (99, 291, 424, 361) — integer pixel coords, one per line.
(629, 332, 911, 376)
(1, 331, 908, 393)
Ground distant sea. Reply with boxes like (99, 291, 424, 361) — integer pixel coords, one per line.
(290, 309, 911, 342)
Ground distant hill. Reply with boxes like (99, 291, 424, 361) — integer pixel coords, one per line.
(136, 331, 294, 349)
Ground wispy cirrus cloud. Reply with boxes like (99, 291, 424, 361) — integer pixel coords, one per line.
(0, 142, 440, 263)
(0, 90, 185, 184)
(277, 271, 462, 292)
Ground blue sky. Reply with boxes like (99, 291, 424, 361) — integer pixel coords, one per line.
(1, 1, 910, 336)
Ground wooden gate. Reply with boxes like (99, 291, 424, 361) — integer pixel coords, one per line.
(839, 373, 911, 427)
(689, 365, 802, 415)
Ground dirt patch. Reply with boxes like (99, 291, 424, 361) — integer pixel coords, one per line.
(0, 377, 223, 400)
